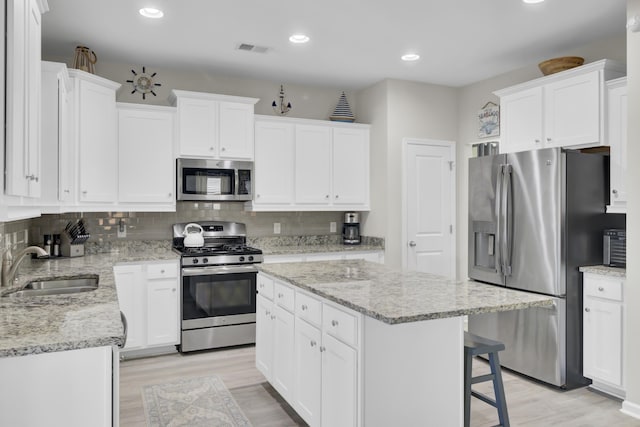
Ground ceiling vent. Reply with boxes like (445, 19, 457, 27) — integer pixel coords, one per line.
(237, 43, 269, 54)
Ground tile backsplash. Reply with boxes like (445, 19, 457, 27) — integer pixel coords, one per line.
(26, 202, 348, 244)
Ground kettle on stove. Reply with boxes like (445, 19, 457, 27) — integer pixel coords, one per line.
(183, 223, 205, 248)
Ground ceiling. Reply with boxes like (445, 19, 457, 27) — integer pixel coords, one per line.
(41, 0, 627, 90)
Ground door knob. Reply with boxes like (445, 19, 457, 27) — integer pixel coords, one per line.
(409, 241, 417, 247)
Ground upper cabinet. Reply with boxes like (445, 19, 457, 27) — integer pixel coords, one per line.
(169, 90, 258, 160)
(5, 0, 48, 198)
(496, 59, 626, 154)
(606, 77, 628, 214)
(250, 116, 370, 212)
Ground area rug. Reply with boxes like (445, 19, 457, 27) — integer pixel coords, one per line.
(141, 375, 253, 427)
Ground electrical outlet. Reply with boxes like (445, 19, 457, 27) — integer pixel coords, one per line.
(213, 203, 221, 210)
(117, 221, 127, 238)
(330, 222, 337, 233)
(273, 223, 281, 234)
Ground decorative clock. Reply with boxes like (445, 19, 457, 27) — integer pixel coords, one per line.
(127, 66, 161, 100)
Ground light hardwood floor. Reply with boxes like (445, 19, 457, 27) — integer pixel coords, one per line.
(119, 345, 640, 427)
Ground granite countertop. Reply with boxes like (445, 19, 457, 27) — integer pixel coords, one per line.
(259, 260, 554, 325)
(0, 244, 178, 358)
(579, 265, 626, 278)
(263, 244, 384, 256)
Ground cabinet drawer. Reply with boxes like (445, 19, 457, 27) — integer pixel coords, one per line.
(146, 262, 178, 279)
(323, 304, 358, 347)
(257, 274, 274, 300)
(584, 274, 623, 302)
(274, 281, 295, 312)
(296, 292, 322, 327)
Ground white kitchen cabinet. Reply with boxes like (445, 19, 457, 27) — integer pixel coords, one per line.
(606, 77, 627, 214)
(40, 61, 74, 211)
(117, 103, 176, 208)
(114, 260, 180, 353)
(583, 272, 625, 398)
(294, 317, 322, 426)
(496, 59, 625, 154)
(5, 0, 48, 198)
(170, 90, 258, 159)
(69, 69, 121, 203)
(295, 125, 333, 204)
(321, 332, 358, 427)
(256, 293, 275, 379)
(273, 304, 296, 401)
(249, 115, 370, 212)
(254, 119, 295, 204)
(0, 346, 113, 427)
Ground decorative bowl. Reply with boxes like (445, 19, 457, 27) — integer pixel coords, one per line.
(538, 56, 585, 76)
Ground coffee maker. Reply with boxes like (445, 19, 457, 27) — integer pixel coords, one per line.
(342, 212, 361, 245)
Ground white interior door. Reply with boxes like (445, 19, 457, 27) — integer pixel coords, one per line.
(404, 139, 456, 278)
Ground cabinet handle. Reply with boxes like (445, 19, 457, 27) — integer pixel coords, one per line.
(271, 315, 276, 320)
(598, 286, 604, 291)
(325, 195, 329, 199)
(161, 269, 165, 274)
(257, 194, 261, 198)
(64, 189, 70, 193)
(265, 310, 270, 316)
(209, 147, 214, 151)
(278, 293, 283, 298)
(310, 340, 317, 347)
(301, 304, 307, 311)
(546, 137, 552, 142)
(319, 346, 326, 352)
(331, 320, 339, 327)
(335, 195, 339, 199)
(221, 147, 226, 151)
(168, 193, 172, 197)
(34, 176, 39, 182)
(534, 139, 541, 143)
(172, 288, 176, 292)
(612, 189, 618, 195)
(585, 307, 590, 312)
(82, 190, 87, 194)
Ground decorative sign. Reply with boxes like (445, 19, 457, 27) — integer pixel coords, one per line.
(478, 101, 500, 138)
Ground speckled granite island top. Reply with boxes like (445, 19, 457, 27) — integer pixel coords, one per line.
(579, 265, 626, 278)
(259, 260, 554, 324)
(0, 244, 178, 358)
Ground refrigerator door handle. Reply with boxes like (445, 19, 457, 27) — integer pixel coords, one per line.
(495, 164, 504, 275)
(503, 164, 513, 276)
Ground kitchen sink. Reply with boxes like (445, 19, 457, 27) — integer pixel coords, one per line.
(3, 276, 99, 297)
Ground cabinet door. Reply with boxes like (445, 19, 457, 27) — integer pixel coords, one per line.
(113, 265, 145, 350)
(146, 277, 179, 346)
(321, 333, 357, 427)
(219, 102, 254, 159)
(254, 120, 295, 204)
(272, 304, 295, 401)
(295, 125, 332, 204)
(583, 297, 622, 386)
(78, 79, 118, 202)
(256, 294, 274, 380)
(332, 128, 369, 206)
(118, 107, 175, 203)
(544, 71, 600, 148)
(176, 97, 218, 157)
(294, 318, 322, 427)
(58, 73, 74, 202)
(608, 83, 627, 209)
(499, 87, 543, 154)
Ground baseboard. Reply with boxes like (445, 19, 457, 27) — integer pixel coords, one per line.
(621, 400, 640, 420)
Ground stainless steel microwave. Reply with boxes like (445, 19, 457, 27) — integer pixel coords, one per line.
(176, 158, 253, 201)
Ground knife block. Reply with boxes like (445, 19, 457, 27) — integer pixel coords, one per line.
(61, 233, 85, 257)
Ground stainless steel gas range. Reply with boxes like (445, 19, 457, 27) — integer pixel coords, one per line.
(172, 221, 263, 352)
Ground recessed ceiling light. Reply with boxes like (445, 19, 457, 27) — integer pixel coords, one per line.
(522, 0, 544, 3)
(139, 7, 164, 18)
(289, 34, 310, 44)
(401, 53, 420, 62)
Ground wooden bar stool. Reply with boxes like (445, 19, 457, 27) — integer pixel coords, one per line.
(464, 331, 510, 427)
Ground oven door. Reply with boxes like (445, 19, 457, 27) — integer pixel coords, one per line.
(181, 265, 257, 330)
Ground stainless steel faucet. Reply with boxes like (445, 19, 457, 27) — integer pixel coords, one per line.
(1, 246, 49, 288)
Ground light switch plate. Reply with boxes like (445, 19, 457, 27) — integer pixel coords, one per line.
(117, 224, 127, 238)
(273, 223, 281, 234)
(330, 222, 337, 233)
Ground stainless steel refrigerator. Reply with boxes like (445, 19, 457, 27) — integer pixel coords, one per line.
(467, 147, 624, 389)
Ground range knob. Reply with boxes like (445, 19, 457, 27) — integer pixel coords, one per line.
(239, 256, 245, 262)
(248, 256, 254, 261)
(202, 258, 208, 264)
(192, 258, 199, 264)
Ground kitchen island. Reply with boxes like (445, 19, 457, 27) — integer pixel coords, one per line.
(0, 242, 178, 427)
(258, 260, 554, 427)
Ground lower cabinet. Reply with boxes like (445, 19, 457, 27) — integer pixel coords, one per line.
(582, 272, 625, 397)
(114, 260, 180, 353)
(256, 272, 361, 427)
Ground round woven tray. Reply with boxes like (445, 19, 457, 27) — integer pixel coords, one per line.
(538, 56, 584, 76)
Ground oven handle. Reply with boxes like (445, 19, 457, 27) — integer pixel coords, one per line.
(182, 264, 259, 276)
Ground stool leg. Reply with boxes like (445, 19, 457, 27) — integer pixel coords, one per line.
(488, 352, 510, 427)
(464, 350, 472, 427)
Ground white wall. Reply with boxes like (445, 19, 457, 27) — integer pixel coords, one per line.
(623, 0, 640, 417)
(358, 79, 458, 267)
(456, 34, 626, 280)
(43, 56, 357, 122)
